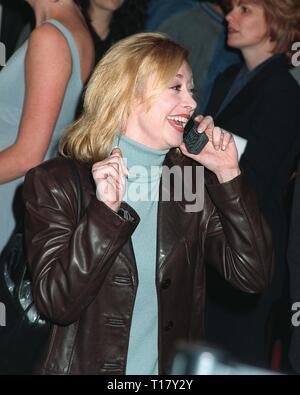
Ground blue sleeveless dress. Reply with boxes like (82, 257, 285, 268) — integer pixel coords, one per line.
(0, 19, 83, 252)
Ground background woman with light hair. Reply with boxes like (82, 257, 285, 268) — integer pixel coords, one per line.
(204, 0, 300, 369)
(23, 32, 272, 374)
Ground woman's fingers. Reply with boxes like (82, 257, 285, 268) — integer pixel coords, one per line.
(91, 148, 129, 211)
(212, 126, 222, 150)
(188, 115, 234, 152)
(92, 151, 129, 179)
(110, 147, 129, 177)
(92, 164, 120, 182)
(93, 165, 125, 203)
(220, 129, 232, 150)
(194, 114, 205, 124)
(211, 126, 232, 151)
(197, 115, 214, 133)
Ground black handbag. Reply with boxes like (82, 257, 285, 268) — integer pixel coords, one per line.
(0, 159, 83, 374)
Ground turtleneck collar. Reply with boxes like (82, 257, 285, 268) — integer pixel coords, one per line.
(112, 133, 169, 184)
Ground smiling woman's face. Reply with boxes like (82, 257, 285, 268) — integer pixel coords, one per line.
(124, 61, 197, 151)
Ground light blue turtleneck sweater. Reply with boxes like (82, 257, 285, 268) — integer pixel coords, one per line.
(112, 134, 168, 375)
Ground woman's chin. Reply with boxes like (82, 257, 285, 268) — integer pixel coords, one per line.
(227, 38, 240, 49)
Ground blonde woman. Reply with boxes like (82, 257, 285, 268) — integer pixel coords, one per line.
(23, 32, 273, 375)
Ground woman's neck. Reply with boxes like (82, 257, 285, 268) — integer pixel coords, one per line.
(242, 42, 275, 71)
(113, 133, 168, 171)
(88, 4, 114, 40)
(33, 1, 81, 27)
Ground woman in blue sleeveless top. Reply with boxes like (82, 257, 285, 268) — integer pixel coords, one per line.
(0, 0, 95, 252)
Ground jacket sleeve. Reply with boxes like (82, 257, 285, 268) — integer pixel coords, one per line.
(204, 173, 274, 293)
(23, 162, 140, 325)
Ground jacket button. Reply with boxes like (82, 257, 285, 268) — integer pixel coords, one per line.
(164, 321, 174, 331)
(162, 279, 171, 289)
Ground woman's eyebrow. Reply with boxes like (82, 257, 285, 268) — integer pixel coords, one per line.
(174, 73, 193, 85)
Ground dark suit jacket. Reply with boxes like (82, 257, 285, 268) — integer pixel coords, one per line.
(205, 55, 300, 299)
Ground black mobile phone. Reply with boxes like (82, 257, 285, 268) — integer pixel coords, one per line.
(183, 118, 209, 155)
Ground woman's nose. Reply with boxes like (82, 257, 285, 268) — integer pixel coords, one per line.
(226, 11, 232, 23)
(186, 95, 197, 112)
(226, 5, 237, 23)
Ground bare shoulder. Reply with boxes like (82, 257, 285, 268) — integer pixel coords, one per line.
(28, 23, 70, 57)
(29, 20, 93, 83)
(25, 23, 72, 78)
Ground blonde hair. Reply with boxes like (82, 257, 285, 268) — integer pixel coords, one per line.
(59, 32, 188, 163)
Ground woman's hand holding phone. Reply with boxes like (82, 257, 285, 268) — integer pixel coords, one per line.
(180, 115, 241, 183)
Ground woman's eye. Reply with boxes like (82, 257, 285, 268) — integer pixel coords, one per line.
(171, 84, 181, 92)
(241, 5, 250, 13)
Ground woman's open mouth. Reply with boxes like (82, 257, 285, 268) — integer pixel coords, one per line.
(167, 115, 189, 132)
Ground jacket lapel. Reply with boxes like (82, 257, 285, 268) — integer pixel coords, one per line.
(208, 65, 239, 116)
(156, 152, 204, 273)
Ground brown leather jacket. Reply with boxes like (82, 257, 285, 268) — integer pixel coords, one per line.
(23, 153, 273, 375)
